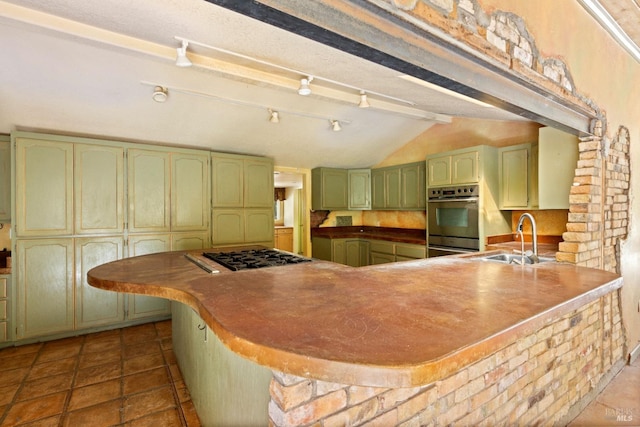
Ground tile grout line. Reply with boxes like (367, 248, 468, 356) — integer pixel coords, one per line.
(0, 342, 44, 426)
(57, 335, 86, 427)
(156, 321, 189, 427)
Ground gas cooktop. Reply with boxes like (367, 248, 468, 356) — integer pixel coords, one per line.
(202, 249, 312, 271)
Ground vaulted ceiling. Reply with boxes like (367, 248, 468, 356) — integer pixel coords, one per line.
(0, 0, 637, 175)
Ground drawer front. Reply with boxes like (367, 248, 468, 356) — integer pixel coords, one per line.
(0, 300, 5, 320)
(0, 322, 6, 341)
(0, 277, 6, 298)
(369, 240, 395, 255)
(396, 244, 426, 259)
(276, 228, 293, 235)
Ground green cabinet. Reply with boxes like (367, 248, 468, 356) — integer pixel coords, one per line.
(75, 237, 125, 329)
(16, 239, 74, 339)
(0, 136, 10, 222)
(15, 137, 74, 236)
(171, 153, 210, 231)
(0, 274, 10, 342)
(75, 144, 124, 235)
(348, 169, 371, 210)
(498, 127, 578, 210)
(211, 153, 274, 247)
(372, 162, 425, 210)
(369, 240, 426, 265)
(128, 148, 171, 233)
(331, 239, 369, 267)
(312, 168, 349, 210)
(427, 149, 479, 187)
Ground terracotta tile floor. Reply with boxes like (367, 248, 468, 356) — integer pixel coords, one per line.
(0, 319, 637, 426)
(0, 320, 200, 427)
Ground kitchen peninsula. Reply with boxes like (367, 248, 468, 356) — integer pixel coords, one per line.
(87, 249, 625, 426)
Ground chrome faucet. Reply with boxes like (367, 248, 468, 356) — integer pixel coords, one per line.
(516, 213, 539, 264)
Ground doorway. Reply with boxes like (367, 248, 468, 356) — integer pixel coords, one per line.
(274, 167, 311, 256)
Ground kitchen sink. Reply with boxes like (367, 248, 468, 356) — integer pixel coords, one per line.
(474, 253, 556, 265)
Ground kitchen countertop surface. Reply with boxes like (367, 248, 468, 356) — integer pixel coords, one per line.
(87, 248, 621, 387)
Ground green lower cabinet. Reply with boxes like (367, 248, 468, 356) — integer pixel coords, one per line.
(171, 232, 209, 251)
(75, 237, 125, 329)
(127, 234, 171, 320)
(370, 251, 396, 265)
(16, 239, 74, 339)
(172, 303, 272, 426)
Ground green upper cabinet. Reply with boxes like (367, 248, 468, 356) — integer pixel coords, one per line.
(312, 168, 348, 210)
(371, 162, 425, 210)
(400, 162, 426, 209)
(211, 153, 274, 246)
(498, 127, 578, 210)
(0, 136, 10, 222)
(348, 169, 371, 210)
(427, 149, 479, 187)
(171, 152, 210, 231)
(244, 159, 274, 208)
(15, 136, 74, 237)
(127, 148, 171, 233)
(75, 144, 125, 235)
(212, 153, 273, 209)
(498, 144, 531, 209)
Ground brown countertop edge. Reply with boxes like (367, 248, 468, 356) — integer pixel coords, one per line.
(311, 226, 426, 245)
(0, 268, 11, 275)
(87, 249, 621, 388)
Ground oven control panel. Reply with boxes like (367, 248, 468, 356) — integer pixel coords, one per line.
(428, 184, 479, 200)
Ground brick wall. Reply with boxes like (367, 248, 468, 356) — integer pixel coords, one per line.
(268, 290, 624, 426)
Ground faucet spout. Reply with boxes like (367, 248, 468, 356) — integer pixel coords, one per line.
(517, 213, 538, 261)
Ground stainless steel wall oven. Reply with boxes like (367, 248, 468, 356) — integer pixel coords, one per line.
(427, 185, 480, 257)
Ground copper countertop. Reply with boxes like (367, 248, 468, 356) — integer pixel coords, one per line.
(87, 249, 621, 387)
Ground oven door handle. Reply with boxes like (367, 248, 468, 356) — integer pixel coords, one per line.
(428, 197, 479, 203)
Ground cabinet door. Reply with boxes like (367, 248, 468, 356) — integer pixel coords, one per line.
(212, 210, 245, 244)
(15, 138, 73, 236)
(75, 237, 125, 328)
(385, 168, 401, 208)
(127, 234, 171, 319)
(348, 169, 371, 210)
(172, 153, 209, 231)
(245, 209, 274, 245)
(75, 144, 124, 235)
(172, 232, 209, 251)
(16, 239, 74, 339)
(370, 252, 395, 265)
(427, 156, 451, 187)
(128, 149, 170, 233)
(345, 240, 361, 267)
(0, 137, 10, 222)
(331, 239, 346, 264)
(401, 163, 425, 209)
(451, 151, 479, 184)
(244, 158, 274, 208)
(314, 168, 348, 210)
(274, 228, 293, 252)
(371, 169, 386, 209)
(212, 155, 243, 208)
(499, 146, 530, 209)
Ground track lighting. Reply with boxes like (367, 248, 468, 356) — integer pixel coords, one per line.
(298, 76, 313, 96)
(175, 40, 192, 67)
(358, 91, 370, 108)
(330, 120, 342, 132)
(268, 109, 280, 123)
(152, 86, 168, 102)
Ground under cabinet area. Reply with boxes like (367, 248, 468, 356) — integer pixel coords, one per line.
(498, 127, 578, 210)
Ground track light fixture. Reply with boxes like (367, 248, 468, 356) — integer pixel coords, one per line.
(358, 91, 370, 108)
(175, 40, 192, 67)
(152, 86, 168, 102)
(268, 109, 280, 123)
(330, 120, 342, 132)
(298, 76, 313, 96)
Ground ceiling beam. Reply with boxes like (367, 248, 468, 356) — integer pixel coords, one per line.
(206, 0, 596, 135)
